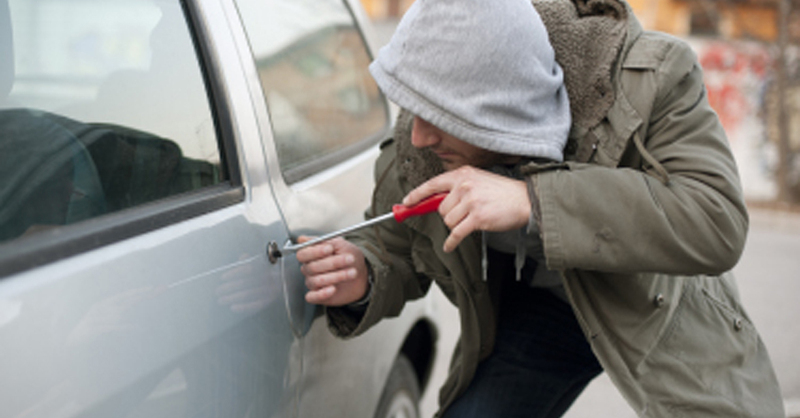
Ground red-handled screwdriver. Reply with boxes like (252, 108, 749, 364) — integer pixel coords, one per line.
(282, 193, 447, 253)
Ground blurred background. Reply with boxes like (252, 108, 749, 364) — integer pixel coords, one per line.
(357, 1, 800, 417)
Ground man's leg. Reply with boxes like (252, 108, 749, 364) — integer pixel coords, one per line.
(442, 283, 602, 418)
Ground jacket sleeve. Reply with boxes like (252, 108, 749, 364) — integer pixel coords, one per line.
(533, 41, 748, 275)
(326, 146, 433, 338)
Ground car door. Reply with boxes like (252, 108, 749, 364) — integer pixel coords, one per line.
(224, 2, 438, 417)
(0, 0, 300, 417)
(228, 0, 392, 335)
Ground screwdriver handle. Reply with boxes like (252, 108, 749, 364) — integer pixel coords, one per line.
(392, 192, 448, 223)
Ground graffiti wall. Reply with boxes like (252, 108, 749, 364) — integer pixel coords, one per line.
(689, 38, 800, 201)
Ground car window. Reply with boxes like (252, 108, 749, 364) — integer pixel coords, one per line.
(0, 0, 224, 244)
(233, 0, 389, 184)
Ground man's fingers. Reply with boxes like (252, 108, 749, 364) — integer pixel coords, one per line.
(444, 216, 477, 253)
(296, 236, 368, 306)
(305, 285, 336, 304)
(305, 268, 357, 291)
(296, 242, 334, 263)
(403, 173, 456, 206)
(403, 166, 478, 206)
(441, 197, 470, 229)
(300, 253, 356, 276)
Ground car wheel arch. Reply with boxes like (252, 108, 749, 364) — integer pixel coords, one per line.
(398, 319, 438, 397)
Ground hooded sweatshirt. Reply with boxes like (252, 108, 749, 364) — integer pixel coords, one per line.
(368, 0, 571, 161)
(368, 0, 570, 294)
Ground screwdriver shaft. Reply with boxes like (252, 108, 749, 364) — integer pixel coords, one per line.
(282, 212, 395, 253)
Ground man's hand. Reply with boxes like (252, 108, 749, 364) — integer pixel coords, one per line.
(403, 166, 531, 252)
(296, 236, 370, 306)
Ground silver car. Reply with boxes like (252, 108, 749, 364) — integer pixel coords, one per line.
(0, 0, 442, 417)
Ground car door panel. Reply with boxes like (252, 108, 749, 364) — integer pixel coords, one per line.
(0, 0, 301, 416)
(0, 202, 299, 418)
(1, 0, 445, 417)
(226, 2, 445, 417)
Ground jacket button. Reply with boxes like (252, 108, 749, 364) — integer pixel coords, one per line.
(733, 318, 743, 331)
(653, 293, 665, 308)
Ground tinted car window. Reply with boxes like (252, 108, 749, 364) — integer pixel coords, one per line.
(234, 0, 389, 183)
(0, 0, 223, 244)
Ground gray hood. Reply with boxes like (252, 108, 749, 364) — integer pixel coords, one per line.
(369, 0, 571, 161)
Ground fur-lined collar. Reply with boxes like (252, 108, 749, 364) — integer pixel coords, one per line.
(534, 0, 629, 131)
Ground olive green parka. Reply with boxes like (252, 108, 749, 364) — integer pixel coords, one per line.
(327, 0, 784, 416)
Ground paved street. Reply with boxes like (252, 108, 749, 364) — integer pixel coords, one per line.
(730, 208, 800, 416)
(420, 206, 800, 418)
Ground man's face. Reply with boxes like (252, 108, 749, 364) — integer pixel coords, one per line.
(410, 116, 518, 170)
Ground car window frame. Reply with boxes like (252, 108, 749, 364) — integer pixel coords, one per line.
(0, 0, 244, 279)
(249, 0, 392, 185)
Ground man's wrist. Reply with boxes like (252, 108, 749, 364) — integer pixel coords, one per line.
(346, 259, 374, 311)
(525, 176, 543, 235)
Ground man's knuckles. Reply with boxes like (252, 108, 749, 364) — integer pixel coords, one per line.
(306, 268, 355, 289)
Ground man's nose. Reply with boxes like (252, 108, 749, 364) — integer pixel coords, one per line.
(411, 116, 440, 148)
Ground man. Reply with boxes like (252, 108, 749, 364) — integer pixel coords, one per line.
(298, 0, 784, 417)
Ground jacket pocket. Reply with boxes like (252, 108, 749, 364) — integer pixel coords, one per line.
(643, 278, 761, 415)
(661, 281, 756, 368)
